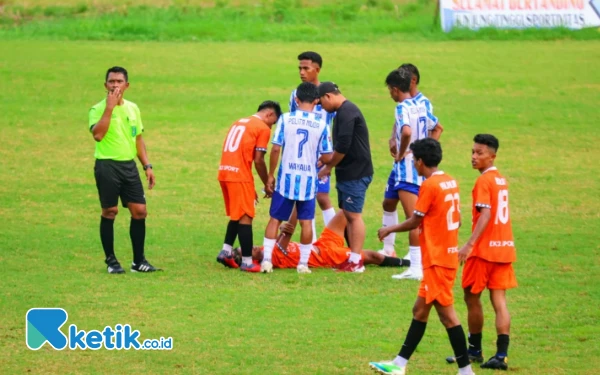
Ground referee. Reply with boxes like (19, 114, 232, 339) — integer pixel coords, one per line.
(89, 66, 161, 274)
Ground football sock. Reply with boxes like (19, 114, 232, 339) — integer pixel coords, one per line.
(238, 224, 253, 259)
(379, 256, 409, 267)
(447, 325, 471, 369)
(242, 256, 253, 266)
(468, 332, 482, 354)
(299, 243, 311, 265)
(458, 365, 474, 375)
(393, 355, 408, 368)
(100, 216, 115, 259)
(130, 218, 145, 264)
(221, 244, 233, 256)
(409, 246, 422, 271)
(349, 252, 361, 264)
(262, 237, 276, 262)
(322, 207, 336, 226)
(398, 319, 427, 361)
(382, 210, 398, 252)
(224, 220, 239, 247)
(311, 219, 317, 243)
(496, 334, 509, 358)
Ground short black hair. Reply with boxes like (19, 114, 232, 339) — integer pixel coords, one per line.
(410, 138, 442, 167)
(257, 100, 282, 119)
(298, 51, 322, 68)
(399, 63, 420, 84)
(385, 67, 411, 93)
(295, 82, 319, 103)
(105, 66, 128, 82)
(473, 134, 499, 152)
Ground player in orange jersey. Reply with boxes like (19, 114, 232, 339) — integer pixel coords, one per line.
(232, 210, 409, 270)
(447, 134, 517, 371)
(369, 138, 475, 375)
(216, 101, 282, 273)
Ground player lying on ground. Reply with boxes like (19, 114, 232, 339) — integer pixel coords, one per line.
(227, 210, 410, 269)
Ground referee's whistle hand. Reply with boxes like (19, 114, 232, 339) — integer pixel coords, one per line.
(146, 169, 155, 190)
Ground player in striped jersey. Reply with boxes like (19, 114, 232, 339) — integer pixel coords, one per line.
(382, 67, 437, 281)
(289, 51, 336, 242)
(380, 64, 444, 269)
(261, 82, 333, 274)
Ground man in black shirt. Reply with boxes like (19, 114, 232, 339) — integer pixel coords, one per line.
(318, 82, 374, 273)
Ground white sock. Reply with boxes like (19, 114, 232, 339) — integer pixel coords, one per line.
(222, 244, 233, 255)
(458, 364, 474, 375)
(311, 219, 317, 243)
(242, 256, 253, 266)
(349, 252, 361, 264)
(263, 237, 276, 262)
(299, 243, 312, 265)
(322, 207, 336, 226)
(393, 355, 408, 368)
(382, 210, 398, 252)
(409, 246, 422, 272)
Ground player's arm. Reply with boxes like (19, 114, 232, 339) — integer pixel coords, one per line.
(458, 207, 490, 262)
(91, 88, 121, 141)
(265, 144, 281, 194)
(389, 123, 397, 157)
(136, 135, 155, 190)
(254, 149, 268, 186)
(429, 122, 443, 140)
(395, 125, 411, 162)
(377, 214, 422, 241)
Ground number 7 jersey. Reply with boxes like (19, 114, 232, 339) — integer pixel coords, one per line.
(470, 166, 516, 263)
(218, 115, 271, 183)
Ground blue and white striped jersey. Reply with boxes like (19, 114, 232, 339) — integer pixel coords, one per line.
(289, 89, 336, 125)
(412, 92, 439, 128)
(272, 110, 333, 201)
(393, 98, 437, 186)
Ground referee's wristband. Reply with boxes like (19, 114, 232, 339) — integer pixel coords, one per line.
(143, 164, 153, 170)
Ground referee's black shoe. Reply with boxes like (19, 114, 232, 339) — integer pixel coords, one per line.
(105, 256, 125, 274)
(131, 259, 162, 273)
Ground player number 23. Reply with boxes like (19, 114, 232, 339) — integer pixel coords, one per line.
(444, 193, 460, 231)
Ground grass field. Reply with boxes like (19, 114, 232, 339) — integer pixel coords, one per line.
(1, 39, 600, 374)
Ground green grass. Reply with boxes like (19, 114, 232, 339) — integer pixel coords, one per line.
(1, 0, 600, 41)
(1, 39, 600, 374)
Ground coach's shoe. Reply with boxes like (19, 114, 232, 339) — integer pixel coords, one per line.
(480, 356, 508, 370)
(216, 249, 239, 269)
(378, 249, 397, 258)
(296, 264, 312, 274)
(131, 259, 162, 273)
(446, 351, 484, 364)
(240, 262, 261, 273)
(260, 260, 273, 273)
(105, 256, 125, 274)
(336, 259, 365, 273)
(391, 268, 422, 280)
(368, 361, 405, 375)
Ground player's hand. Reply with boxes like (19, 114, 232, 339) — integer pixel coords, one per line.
(262, 186, 272, 198)
(106, 87, 121, 110)
(395, 150, 411, 163)
(457, 243, 473, 264)
(265, 175, 275, 195)
(145, 168, 155, 190)
(377, 227, 391, 242)
(318, 165, 331, 180)
(280, 222, 295, 236)
(389, 139, 397, 158)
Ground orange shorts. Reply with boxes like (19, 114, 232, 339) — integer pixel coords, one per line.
(462, 257, 518, 294)
(418, 266, 458, 307)
(311, 228, 364, 268)
(219, 181, 256, 221)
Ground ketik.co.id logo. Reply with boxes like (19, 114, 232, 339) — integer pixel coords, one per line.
(26, 308, 173, 350)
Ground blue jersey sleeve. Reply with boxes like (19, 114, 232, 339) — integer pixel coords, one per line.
(272, 115, 285, 146)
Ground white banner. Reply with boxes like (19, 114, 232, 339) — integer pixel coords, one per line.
(440, 0, 600, 31)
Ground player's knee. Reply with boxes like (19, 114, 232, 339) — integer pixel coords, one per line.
(132, 208, 147, 220)
(438, 313, 459, 329)
(102, 207, 118, 220)
(382, 199, 397, 212)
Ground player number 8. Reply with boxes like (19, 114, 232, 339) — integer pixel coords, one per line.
(495, 189, 509, 224)
(444, 193, 460, 231)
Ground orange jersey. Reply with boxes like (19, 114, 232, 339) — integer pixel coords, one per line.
(217, 116, 271, 183)
(414, 171, 460, 270)
(470, 167, 516, 263)
(270, 242, 326, 269)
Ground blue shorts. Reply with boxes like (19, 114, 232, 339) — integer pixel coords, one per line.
(384, 170, 420, 198)
(317, 175, 330, 194)
(269, 191, 316, 221)
(336, 175, 372, 214)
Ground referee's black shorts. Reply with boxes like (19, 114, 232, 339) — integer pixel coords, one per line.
(94, 159, 146, 209)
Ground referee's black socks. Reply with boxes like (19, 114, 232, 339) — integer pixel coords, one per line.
(130, 218, 146, 264)
(100, 216, 115, 259)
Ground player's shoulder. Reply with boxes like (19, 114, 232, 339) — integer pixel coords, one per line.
(413, 92, 432, 104)
(290, 89, 297, 97)
(90, 98, 107, 111)
(123, 99, 139, 109)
